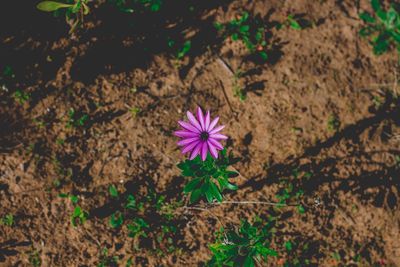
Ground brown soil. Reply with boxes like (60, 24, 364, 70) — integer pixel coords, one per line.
(1, 0, 400, 266)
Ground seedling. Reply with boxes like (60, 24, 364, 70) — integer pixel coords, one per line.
(215, 12, 268, 60)
(110, 0, 162, 13)
(232, 69, 246, 101)
(36, 0, 90, 33)
(327, 114, 340, 132)
(359, 0, 400, 56)
(208, 219, 278, 266)
(97, 248, 119, 267)
(128, 106, 141, 118)
(66, 108, 89, 128)
(13, 89, 30, 104)
(0, 214, 14, 226)
(59, 193, 88, 227)
(28, 249, 42, 267)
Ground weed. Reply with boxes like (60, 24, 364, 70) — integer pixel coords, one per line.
(207, 218, 278, 266)
(327, 114, 340, 132)
(13, 89, 30, 104)
(110, 0, 162, 13)
(359, 0, 400, 56)
(215, 12, 268, 61)
(28, 249, 42, 267)
(232, 69, 246, 101)
(0, 214, 14, 226)
(59, 193, 88, 227)
(97, 248, 119, 267)
(66, 108, 89, 128)
(128, 106, 141, 118)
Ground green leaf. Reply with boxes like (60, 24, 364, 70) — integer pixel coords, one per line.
(231, 33, 239, 41)
(359, 12, 375, 23)
(244, 255, 255, 267)
(259, 51, 268, 61)
(109, 185, 119, 198)
(239, 25, 250, 33)
(285, 241, 293, 251)
(109, 212, 124, 228)
(209, 182, 223, 202)
(70, 195, 79, 204)
(297, 205, 305, 214)
(183, 177, 202, 193)
(37, 1, 73, 12)
(371, 0, 381, 12)
(190, 188, 202, 203)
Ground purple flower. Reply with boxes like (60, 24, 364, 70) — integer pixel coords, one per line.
(175, 107, 228, 161)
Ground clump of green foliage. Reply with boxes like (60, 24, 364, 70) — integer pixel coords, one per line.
(37, 0, 90, 33)
(13, 89, 30, 104)
(359, 0, 400, 56)
(106, 186, 182, 254)
(178, 149, 238, 203)
(208, 218, 278, 267)
(215, 12, 268, 61)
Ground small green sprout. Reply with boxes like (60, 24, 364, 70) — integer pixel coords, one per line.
(127, 218, 150, 238)
(286, 15, 302, 30)
(207, 219, 278, 266)
(13, 89, 30, 104)
(59, 193, 88, 227)
(327, 114, 340, 132)
(66, 108, 89, 128)
(110, 0, 162, 13)
(0, 214, 14, 226)
(97, 248, 119, 267)
(178, 149, 238, 203)
(28, 249, 42, 267)
(129, 106, 141, 118)
(359, 0, 400, 56)
(232, 69, 246, 101)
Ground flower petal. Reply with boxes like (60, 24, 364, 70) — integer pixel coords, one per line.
(208, 116, 219, 131)
(182, 140, 199, 154)
(209, 138, 224, 150)
(186, 111, 202, 131)
(177, 137, 199, 146)
(200, 142, 208, 161)
(205, 110, 210, 130)
(189, 142, 202, 160)
(209, 125, 225, 134)
(174, 130, 199, 138)
(207, 141, 218, 159)
(178, 120, 200, 133)
(197, 107, 205, 130)
(210, 133, 228, 140)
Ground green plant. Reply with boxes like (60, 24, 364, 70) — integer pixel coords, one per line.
(0, 214, 14, 226)
(97, 248, 119, 267)
(232, 69, 246, 101)
(110, 0, 162, 13)
(359, 0, 400, 56)
(13, 89, 30, 104)
(59, 193, 88, 227)
(37, 0, 90, 33)
(327, 114, 340, 132)
(215, 12, 268, 60)
(208, 219, 278, 267)
(28, 249, 42, 267)
(177, 149, 238, 203)
(66, 108, 89, 128)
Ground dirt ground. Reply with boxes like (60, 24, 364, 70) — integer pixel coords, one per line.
(1, 0, 400, 266)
